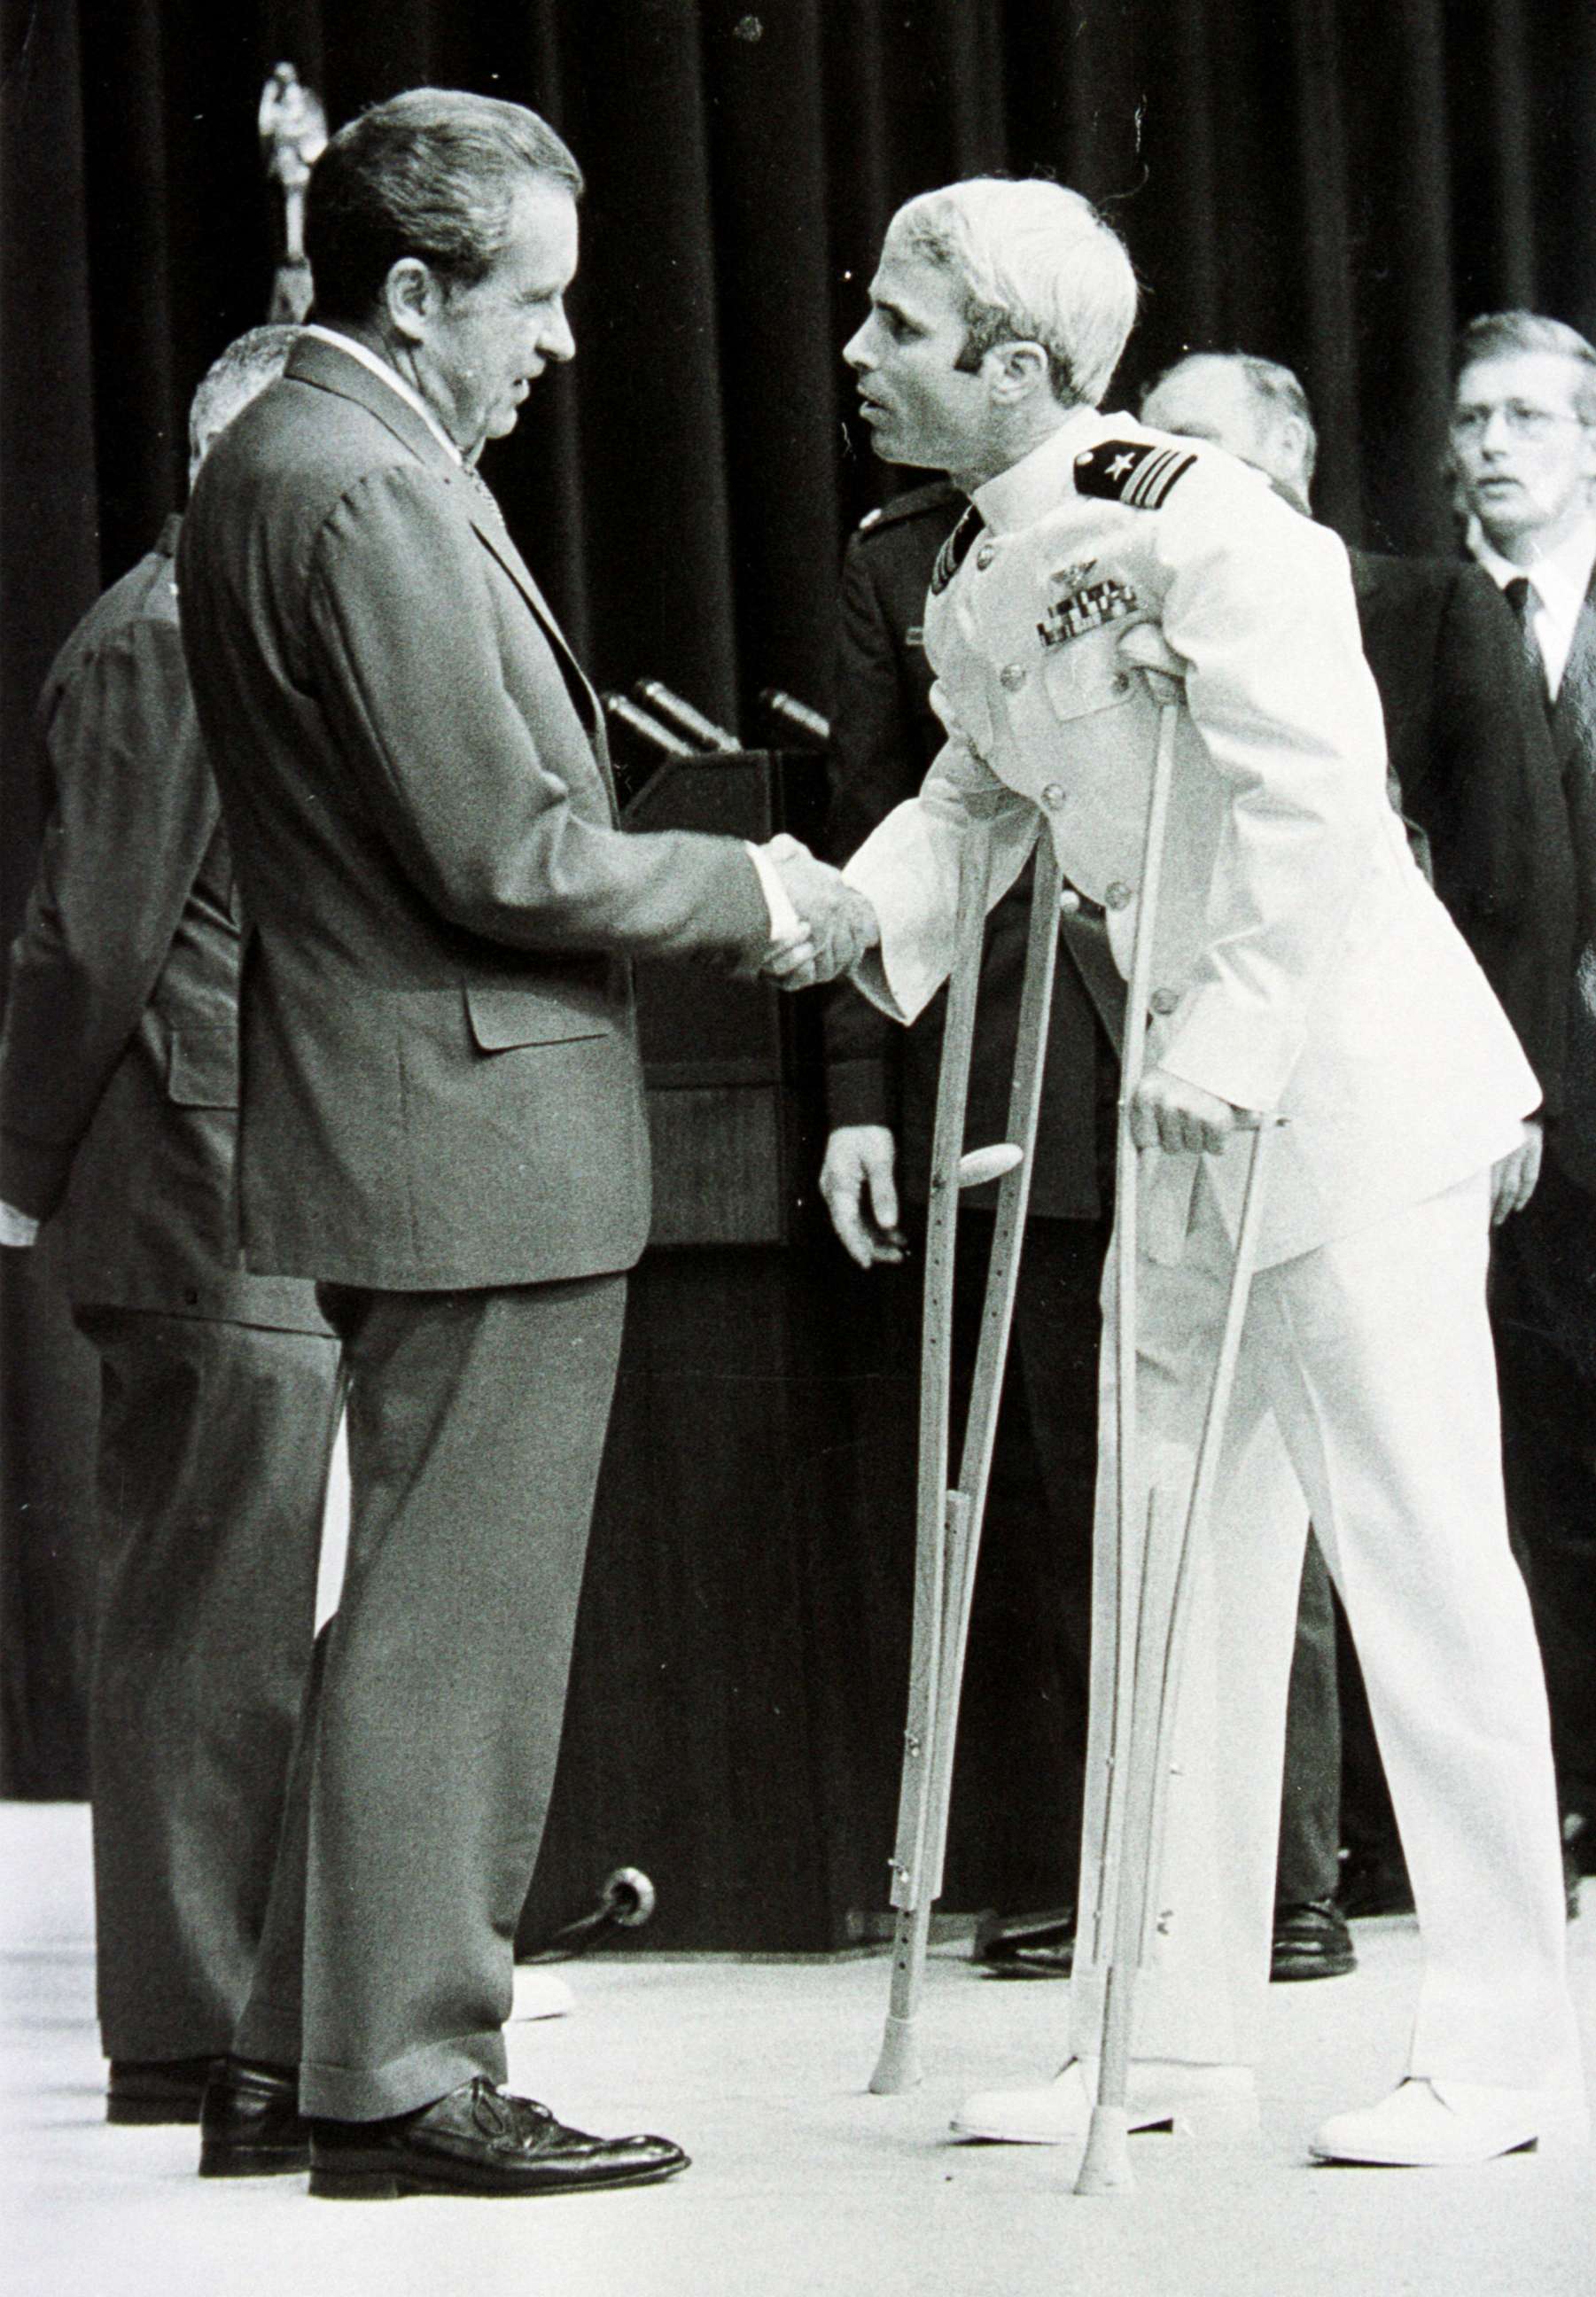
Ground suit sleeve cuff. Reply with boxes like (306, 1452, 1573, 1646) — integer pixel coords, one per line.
(826, 1055, 896, 1132)
(0, 1129, 74, 1223)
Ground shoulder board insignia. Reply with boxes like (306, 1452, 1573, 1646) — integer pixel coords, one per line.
(930, 505, 984, 596)
(1075, 440, 1196, 510)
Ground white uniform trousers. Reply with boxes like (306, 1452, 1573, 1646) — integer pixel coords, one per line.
(1067, 1164, 1583, 2098)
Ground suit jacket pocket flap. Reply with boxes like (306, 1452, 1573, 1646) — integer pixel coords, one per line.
(167, 1024, 239, 1109)
(465, 983, 609, 1052)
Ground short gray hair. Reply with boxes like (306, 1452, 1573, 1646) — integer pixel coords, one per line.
(1141, 351, 1320, 487)
(890, 178, 1139, 408)
(1454, 311, 1596, 424)
(189, 324, 300, 470)
(306, 88, 582, 323)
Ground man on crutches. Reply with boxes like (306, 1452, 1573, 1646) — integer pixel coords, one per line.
(775, 175, 1586, 2169)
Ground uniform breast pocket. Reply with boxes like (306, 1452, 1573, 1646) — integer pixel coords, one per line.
(166, 1023, 238, 1109)
(463, 983, 611, 1054)
(1039, 624, 1144, 728)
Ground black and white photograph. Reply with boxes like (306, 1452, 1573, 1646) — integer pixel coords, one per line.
(2, 4, 1593, 2291)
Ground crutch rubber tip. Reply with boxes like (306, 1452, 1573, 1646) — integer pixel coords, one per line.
(868, 2018, 923, 2095)
(1074, 2105, 1135, 2195)
(955, 1143, 1025, 1190)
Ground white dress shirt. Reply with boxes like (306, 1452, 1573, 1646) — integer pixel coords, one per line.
(1472, 516, 1596, 701)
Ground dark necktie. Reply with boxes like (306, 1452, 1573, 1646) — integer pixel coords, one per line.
(463, 462, 506, 531)
(1504, 574, 1553, 712)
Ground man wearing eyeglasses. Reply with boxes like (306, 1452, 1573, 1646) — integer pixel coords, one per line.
(1451, 311, 1596, 1896)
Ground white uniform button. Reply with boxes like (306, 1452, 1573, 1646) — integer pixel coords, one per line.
(1040, 782, 1066, 810)
(1059, 888, 1081, 915)
(1150, 986, 1179, 1016)
(1104, 880, 1133, 910)
(975, 542, 996, 571)
(1000, 661, 1029, 691)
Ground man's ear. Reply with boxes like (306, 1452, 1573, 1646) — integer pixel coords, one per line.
(987, 339, 1052, 407)
(382, 257, 436, 346)
(1278, 413, 1314, 494)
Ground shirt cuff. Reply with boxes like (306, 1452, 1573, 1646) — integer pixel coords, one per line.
(0, 1199, 42, 1248)
(745, 840, 805, 946)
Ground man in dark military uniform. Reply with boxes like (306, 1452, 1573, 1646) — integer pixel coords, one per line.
(821, 477, 1118, 1955)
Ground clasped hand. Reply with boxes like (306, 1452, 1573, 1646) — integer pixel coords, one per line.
(759, 835, 879, 988)
(1129, 1068, 1245, 1156)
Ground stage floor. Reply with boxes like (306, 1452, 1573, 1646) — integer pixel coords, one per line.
(3, 1802, 1592, 2296)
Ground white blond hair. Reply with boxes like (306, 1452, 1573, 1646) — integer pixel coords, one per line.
(889, 177, 1138, 407)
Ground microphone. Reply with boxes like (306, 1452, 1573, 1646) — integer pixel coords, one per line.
(635, 681, 740, 753)
(761, 689, 830, 744)
(602, 693, 696, 757)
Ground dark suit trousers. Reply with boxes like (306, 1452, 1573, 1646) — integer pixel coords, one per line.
(939, 1211, 1106, 1912)
(1492, 1156, 1596, 1828)
(234, 1276, 626, 2120)
(75, 1307, 341, 2060)
(1275, 1534, 1343, 1905)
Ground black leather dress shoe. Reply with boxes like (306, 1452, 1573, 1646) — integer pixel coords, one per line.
(107, 2056, 217, 2126)
(308, 2077, 689, 2200)
(972, 1907, 1075, 1978)
(1271, 1898, 1357, 1981)
(199, 2059, 310, 2177)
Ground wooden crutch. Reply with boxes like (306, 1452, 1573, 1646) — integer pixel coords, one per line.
(869, 820, 1064, 2093)
(1072, 683, 1283, 2191)
(1073, 1113, 1281, 2194)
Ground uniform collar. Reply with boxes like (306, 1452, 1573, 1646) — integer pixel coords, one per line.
(970, 405, 1109, 533)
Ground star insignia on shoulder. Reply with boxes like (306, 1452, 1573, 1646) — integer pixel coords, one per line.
(1075, 439, 1196, 511)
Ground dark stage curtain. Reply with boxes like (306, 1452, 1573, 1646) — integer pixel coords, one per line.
(4, 0, 1595, 1792)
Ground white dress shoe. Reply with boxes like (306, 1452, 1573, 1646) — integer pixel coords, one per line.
(952, 2056, 1258, 2145)
(510, 1966, 576, 2022)
(1311, 2077, 1592, 2167)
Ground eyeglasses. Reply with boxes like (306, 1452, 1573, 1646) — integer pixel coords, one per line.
(1450, 401, 1587, 442)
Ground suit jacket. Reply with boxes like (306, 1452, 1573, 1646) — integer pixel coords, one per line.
(0, 518, 325, 1328)
(177, 337, 769, 1291)
(822, 480, 1114, 1219)
(1351, 549, 1574, 1112)
(846, 414, 1537, 1271)
(1542, 563, 1596, 1192)
(177, 335, 771, 1295)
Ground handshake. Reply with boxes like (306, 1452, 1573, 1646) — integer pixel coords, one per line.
(756, 833, 880, 990)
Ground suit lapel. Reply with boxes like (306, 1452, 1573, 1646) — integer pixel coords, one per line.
(462, 495, 619, 821)
(1552, 570, 1596, 775)
(287, 336, 618, 816)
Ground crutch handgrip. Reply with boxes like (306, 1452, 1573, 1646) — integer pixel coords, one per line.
(955, 1143, 1024, 1189)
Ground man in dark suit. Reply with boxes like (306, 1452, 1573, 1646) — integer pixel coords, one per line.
(0, 328, 344, 2125)
(1451, 311, 1596, 1881)
(176, 90, 870, 2202)
(1140, 348, 1577, 1968)
(821, 481, 1116, 1949)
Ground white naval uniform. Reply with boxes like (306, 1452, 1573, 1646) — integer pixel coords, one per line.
(844, 409, 1583, 2100)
